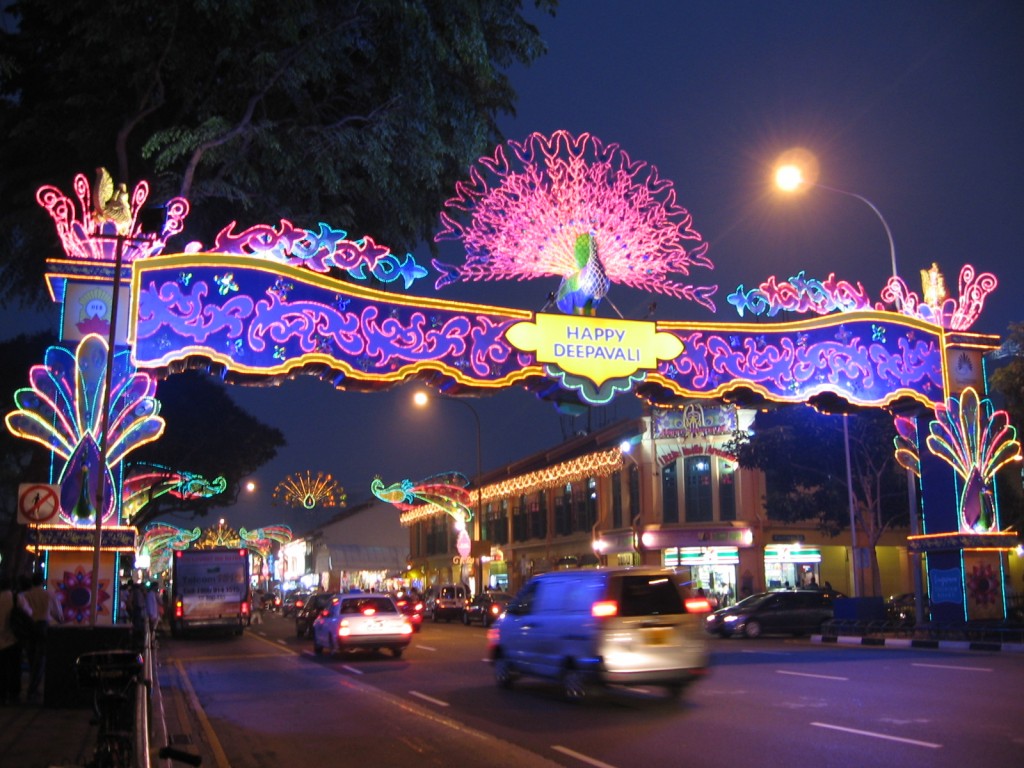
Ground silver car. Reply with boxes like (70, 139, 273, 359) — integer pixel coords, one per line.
(488, 567, 711, 701)
(312, 594, 413, 658)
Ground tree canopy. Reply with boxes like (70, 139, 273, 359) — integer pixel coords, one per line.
(0, 0, 556, 306)
(730, 404, 908, 596)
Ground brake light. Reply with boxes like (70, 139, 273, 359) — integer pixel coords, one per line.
(274, 596, 281, 606)
(174, 599, 183, 619)
(413, 602, 423, 612)
(295, 599, 305, 609)
(400, 618, 413, 635)
(490, 605, 501, 615)
(591, 600, 618, 618)
(362, 607, 377, 616)
(338, 620, 351, 637)
(241, 601, 250, 616)
(685, 597, 713, 613)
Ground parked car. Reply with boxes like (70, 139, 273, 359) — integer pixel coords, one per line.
(704, 589, 841, 638)
(488, 567, 711, 701)
(295, 592, 336, 638)
(282, 591, 310, 618)
(463, 591, 513, 627)
(392, 591, 425, 632)
(429, 583, 469, 623)
(312, 593, 413, 658)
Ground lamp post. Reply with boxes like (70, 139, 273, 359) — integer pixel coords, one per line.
(413, 391, 484, 590)
(774, 151, 914, 602)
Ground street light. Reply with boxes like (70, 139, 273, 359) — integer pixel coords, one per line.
(774, 150, 922, 605)
(413, 391, 484, 589)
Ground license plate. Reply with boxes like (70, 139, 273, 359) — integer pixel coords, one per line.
(645, 627, 671, 645)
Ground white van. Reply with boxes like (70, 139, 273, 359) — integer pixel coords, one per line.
(487, 567, 711, 700)
(429, 583, 469, 622)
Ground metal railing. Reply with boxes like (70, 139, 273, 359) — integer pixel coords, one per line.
(822, 618, 1024, 646)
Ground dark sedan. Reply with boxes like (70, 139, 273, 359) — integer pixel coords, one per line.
(295, 592, 336, 638)
(462, 591, 513, 627)
(705, 589, 842, 638)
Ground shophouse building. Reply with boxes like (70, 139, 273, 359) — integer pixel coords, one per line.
(406, 403, 915, 603)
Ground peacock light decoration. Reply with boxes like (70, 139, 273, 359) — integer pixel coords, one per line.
(121, 464, 227, 523)
(432, 130, 717, 315)
(371, 472, 473, 526)
(4, 333, 165, 525)
(273, 471, 346, 510)
(240, 525, 294, 557)
(924, 387, 1022, 532)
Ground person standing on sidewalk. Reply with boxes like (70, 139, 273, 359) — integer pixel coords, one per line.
(17, 572, 64, 702)
(0, 575, 23, 705)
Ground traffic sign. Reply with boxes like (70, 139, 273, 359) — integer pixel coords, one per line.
(18, 483, 60, 525)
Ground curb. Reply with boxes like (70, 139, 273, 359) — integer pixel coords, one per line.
(813, 634, 1024, 653)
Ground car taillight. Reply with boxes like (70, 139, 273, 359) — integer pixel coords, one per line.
(174, 600, 183, 619)
(400, 618, 413, 635)
(490, 605, 501, 615)
(413, 602, 423, 612)
(241, 601, 250, 615)
(591, 600, 618, 618)
(685, 597, 713, 613)
(296, 599, 305, 609)
(274, 596, 281, 606)
(338, 620, 351, 637)
(362, 607, 377, 616)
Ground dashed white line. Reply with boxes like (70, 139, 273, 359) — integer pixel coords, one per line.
(341, 664, 363, 675)
(777, 670, 848, 681)
(416, 644, 437, 651)
(912, 662, 992, 672)
(811, 722, 941, 749)
(409, 690, 449, 707)
(552, 745, 620, 768)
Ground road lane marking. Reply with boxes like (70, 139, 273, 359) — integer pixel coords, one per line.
(409, 690, 450, 707)
(552, 745, 619, 768)
(341, 665, 364, 675)
(175, 658, 234, 768)
(777, 670, 848, 681)
(912, 662, 992, 672)
(811, 721, 941, 749)
(416, 644, 437, 651)
(741, 649, 792, 655)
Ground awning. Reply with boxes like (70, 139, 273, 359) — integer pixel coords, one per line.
(316, 545, 407, 573)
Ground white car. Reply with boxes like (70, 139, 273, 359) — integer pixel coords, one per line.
(312, 594, 413, 658)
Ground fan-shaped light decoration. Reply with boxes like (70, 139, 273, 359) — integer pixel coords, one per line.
(240, 525, 293, 557)
(122, 464, 227, 522)
(432, 130, 716, 315)
(4, 333, 165, 525)
(371, 472, 473, 526)
(273, 471, 346, 510)
(195, 520, 241, 549)
(925, 387, 1022, 532)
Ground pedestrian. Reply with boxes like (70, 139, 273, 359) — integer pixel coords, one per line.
(17, 572, 63, 702)
(145, 583, 160, 642)
(129, 581, 148, 649)
(0, 574, 23, 705)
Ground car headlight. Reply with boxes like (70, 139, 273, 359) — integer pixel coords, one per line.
(723, 614, 741, 623)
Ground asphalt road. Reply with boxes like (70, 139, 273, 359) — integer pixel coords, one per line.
(158, 611, 1024, 768)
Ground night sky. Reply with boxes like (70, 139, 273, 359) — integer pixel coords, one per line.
(7, 2, 1024, 535)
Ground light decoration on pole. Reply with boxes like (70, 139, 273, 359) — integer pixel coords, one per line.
(923, 387, 1022, 533)
(121, 463, 227, 523)
(273, 471, 346, 510)
(4, 333, 166, 525)
(432, 130, 717, 314)
(371, 473, 473, 528)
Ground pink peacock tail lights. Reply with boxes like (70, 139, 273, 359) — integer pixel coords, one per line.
(433, 130, 717, 314)
(36, 168, 189, 262)
(924, 386, 1022, 532)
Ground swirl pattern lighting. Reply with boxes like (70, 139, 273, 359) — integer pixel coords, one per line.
(432, 130, 717, 313)
(371, 472, 473, 526)
(273, 471, 346, 510)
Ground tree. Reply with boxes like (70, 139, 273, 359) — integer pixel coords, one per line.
(127, 370, 286, 528)
(730, 404, 908, 597)
(0, 0, 556, 307)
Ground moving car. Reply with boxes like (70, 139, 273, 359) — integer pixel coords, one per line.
(704, 589, 840, 638)
(463, 591, 513, 627)
(488, 567, 711, 701)
(429, 583, 469, 623)
(392, 591, 425, 632)
(282, 591, 310, 618)
(312, 593, 413, 657)
(295, 592, 336, 638)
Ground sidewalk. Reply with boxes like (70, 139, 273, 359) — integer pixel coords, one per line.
(0, 677, 97, 768)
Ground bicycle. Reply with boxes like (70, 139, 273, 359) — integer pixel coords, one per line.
(75, 650, 145, 768)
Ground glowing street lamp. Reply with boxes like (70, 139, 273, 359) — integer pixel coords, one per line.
(773, 149, 899, 287)
(413, 391, 484, 586)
